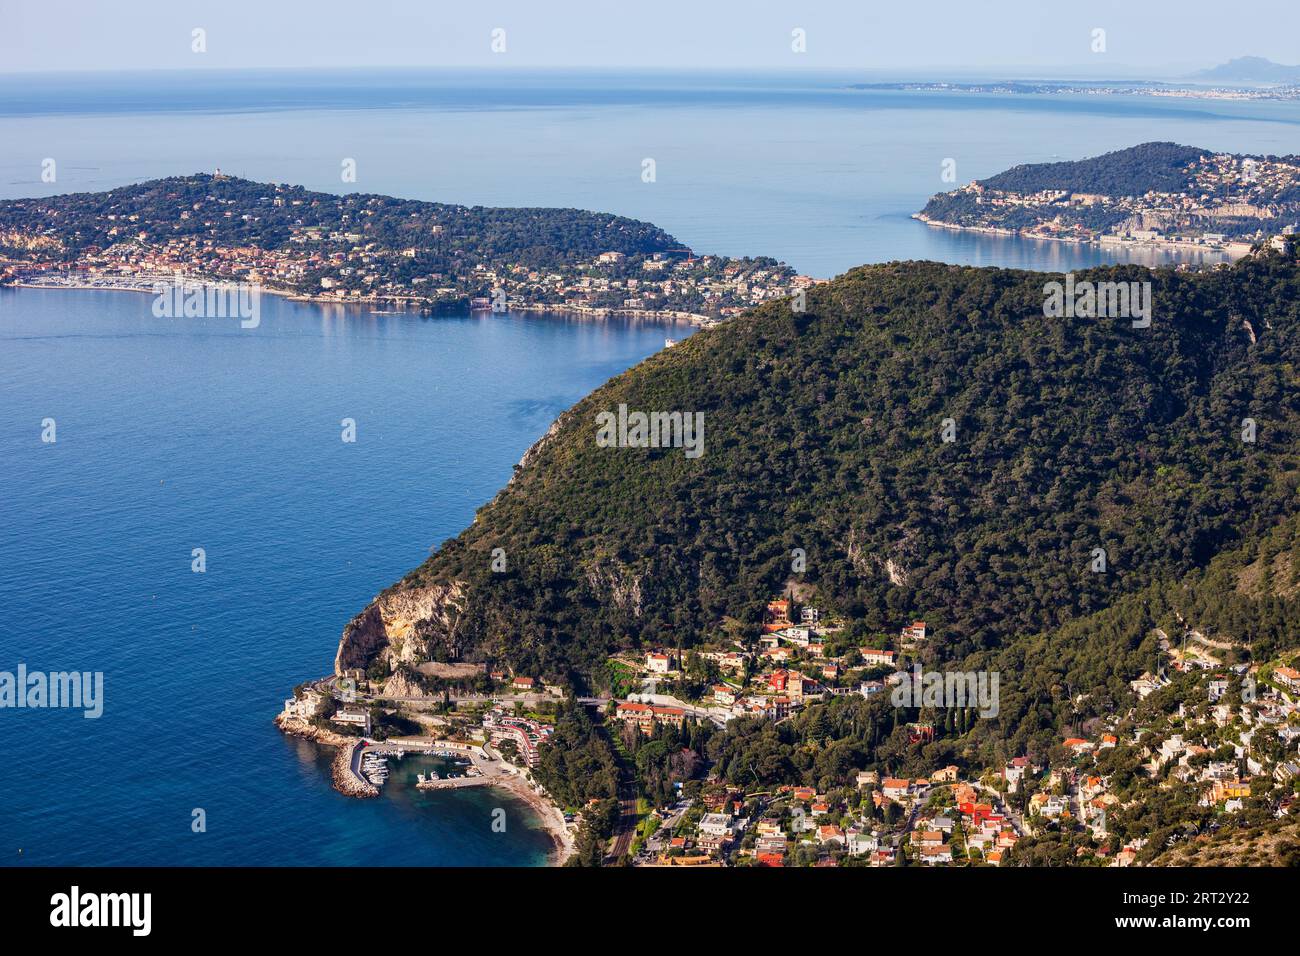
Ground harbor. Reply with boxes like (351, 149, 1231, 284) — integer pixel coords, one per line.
(341, 738, 503, 792)
(325, 736, 576, 861)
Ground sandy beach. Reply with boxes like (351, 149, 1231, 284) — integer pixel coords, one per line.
(492, 772, 576, 865)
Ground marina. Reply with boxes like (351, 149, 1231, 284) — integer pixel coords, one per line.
(342, 739, 499, 793)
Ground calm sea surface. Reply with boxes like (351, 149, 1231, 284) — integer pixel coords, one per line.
(0, 288, 695, 865)
(1, 70, 1297, 864)
(3, 70, 1300, 276)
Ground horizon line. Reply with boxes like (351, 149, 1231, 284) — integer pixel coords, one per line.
(0, 62, 1237, 80)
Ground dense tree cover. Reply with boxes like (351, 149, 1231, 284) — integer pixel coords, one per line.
(978, 142, 1210, 196)
(566, 798, 619, 867)
(704, 699, 928, 790)
(1162, 512, 1300, 661)
(328, 246, 1300, 844)
(0, 174, 683, 269)
(624, 719, 716, 807)
(531, 701, 625, 866)
(921, 194, 1132, 234)
(532, 701, 620, 810)
(382, 249, 1300, 692)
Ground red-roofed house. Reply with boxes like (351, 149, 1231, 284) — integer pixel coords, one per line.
(616, 701, 686, 732)
(817, 825, 845, 845)
(882, 778, 911, 800)
(764, 599, 792, 633)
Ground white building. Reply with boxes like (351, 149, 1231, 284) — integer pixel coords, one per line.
(332, 705, 371, 734)
(698, 813, 736, 838)
(281, 689, 322, 721)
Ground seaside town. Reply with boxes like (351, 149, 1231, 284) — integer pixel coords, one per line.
(277, 592, 1300, 867)
(859, 80, 1300, 101)
(918, 147, 1300, 256)
(0, 173, 814, 324)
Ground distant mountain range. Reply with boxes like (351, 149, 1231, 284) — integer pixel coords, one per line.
(1190, 56, 1300, 85)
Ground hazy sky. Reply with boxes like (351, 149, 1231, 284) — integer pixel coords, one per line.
(2, 0, 1297, 74)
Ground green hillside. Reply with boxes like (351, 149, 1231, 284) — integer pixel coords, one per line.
(980, 142, 1209, 195)
(345, 245, 1300, 692)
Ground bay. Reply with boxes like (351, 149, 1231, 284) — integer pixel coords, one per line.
(0, 287, 694, 865)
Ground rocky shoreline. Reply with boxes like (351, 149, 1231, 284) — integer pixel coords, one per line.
(332, 741, 379, 799)
(275, 713, 379, 798)
(274, 712, 351, 747)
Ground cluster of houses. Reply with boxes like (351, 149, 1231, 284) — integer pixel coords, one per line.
(935, 152, 1300, 254)
(474, 253, 814, 321)
(8, 179, 815, 321)
(622, 598, 929, 729)
(1021, 652, 1300, 865)
(651, 763, 1023, 867)
(632, 623, 1300, 867)
(596, 604, 1300, 867)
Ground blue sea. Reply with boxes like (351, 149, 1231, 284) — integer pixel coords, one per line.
(1, 69, 1298, 865)
(4, 69, 1300, 277)
(0, 288, 695, 865)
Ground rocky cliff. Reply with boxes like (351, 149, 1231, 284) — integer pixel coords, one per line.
(334, 580, 467, 676)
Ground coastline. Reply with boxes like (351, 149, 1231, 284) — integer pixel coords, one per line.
(912, 213, 1250, 261)
(274, 714, 573, 864)
(491, 770, 576, 865)
(7, 275, 716, 326)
